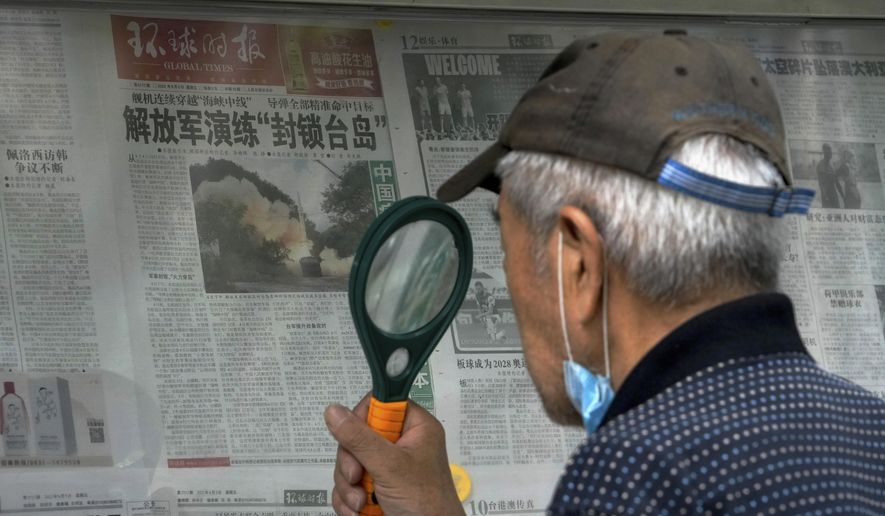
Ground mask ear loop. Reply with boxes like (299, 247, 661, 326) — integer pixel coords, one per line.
(558, 231, 611, 378)
(557, 231, 574, 363)
(602, 252, 611, 378)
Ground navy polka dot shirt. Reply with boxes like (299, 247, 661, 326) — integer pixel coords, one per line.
(548, 293, 885, 515)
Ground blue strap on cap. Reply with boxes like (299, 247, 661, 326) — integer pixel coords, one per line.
(658, 159, 816, 217)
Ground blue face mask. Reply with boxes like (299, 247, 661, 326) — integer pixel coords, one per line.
(557, 232, 615, 434)
(563, 360, 615, 434)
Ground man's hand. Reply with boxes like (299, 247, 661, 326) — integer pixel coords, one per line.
(324, 395, 465, 516)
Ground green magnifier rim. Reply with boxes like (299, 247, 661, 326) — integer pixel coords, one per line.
(349, 196, 473, 402)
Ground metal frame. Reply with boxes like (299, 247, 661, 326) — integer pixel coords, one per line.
(3, 0, 885, 22)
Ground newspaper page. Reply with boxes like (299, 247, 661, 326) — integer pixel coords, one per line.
(0, 6, 398, 513)
(103, 12, 405, 472)
(92, 9, 413, 514)
(0, 6, 143, 477)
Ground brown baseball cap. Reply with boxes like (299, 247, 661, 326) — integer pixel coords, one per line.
(437, 30, 789, 202)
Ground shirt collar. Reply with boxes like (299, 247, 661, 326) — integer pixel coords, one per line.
(601, 292, 810, 427)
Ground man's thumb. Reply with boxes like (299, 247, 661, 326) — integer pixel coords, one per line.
(325, 403, 393, 467)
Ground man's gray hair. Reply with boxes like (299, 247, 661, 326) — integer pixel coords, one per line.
(495, 134, 786, 305)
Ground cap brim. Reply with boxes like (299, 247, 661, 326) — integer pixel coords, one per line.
(436, 143, 509, 202)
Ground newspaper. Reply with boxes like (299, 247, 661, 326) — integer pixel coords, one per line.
(107, 14, 399, 469)
(0, 6, 884, 516)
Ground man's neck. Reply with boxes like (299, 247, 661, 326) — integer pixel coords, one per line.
(607, 279, 759, 391)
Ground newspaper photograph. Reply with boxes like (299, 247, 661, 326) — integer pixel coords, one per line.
(190, 157, 373, 293)
(788, 139, 884, 210)
(453, 273, 520, 352)
(402, 53, 555, 142)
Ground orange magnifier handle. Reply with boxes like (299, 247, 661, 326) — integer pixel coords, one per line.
(359, 397, 408, 516)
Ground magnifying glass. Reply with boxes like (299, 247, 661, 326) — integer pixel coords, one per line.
(348, 196, 472, 515)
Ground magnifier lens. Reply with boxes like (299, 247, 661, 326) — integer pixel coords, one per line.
(364, 219, 459, 335)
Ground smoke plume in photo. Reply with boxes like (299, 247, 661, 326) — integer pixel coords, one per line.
(189, 158, 373, 293)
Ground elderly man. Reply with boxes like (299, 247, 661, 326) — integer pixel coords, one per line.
(325, 31, 885, 515)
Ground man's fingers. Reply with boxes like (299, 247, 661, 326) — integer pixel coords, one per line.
(324, 403, 396, 471)
(398, 400, 445, 447)
(327, 394, 389, 513)
(351, 392, 372, 419)
(331, 488, 358, 516)
(336, 445, 363, 484)
(334, 458, 356, 488)
(333, 467, 366, 513)
(402, 399, 433, 426)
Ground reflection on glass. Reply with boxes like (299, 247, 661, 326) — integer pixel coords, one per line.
(365, 220, 459, 334)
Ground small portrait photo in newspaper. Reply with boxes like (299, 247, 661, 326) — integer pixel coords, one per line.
(788, 140, 885, 210)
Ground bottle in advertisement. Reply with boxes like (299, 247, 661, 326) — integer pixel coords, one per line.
(284, 30, 309, 93)
(1, 381, 30, 456)
(31, 376, 77, 456)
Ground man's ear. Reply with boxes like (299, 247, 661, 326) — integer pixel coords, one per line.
(556, 205, 605, 324)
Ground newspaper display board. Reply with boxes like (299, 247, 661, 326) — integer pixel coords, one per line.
(0, 5, 883, 515)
